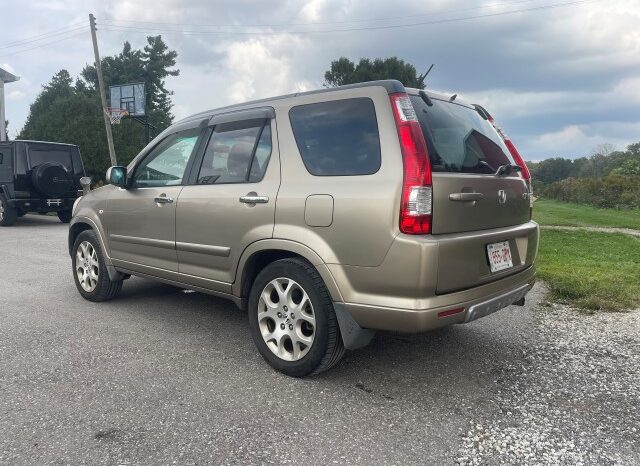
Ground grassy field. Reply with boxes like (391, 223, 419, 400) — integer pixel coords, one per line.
(533, 198, 640, 229)
(533, 199, 640, 311)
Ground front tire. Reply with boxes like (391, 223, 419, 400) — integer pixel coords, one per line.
(0, 196, 17, 226)
(248, 258, 345, 377)
(72, 230, 123, 301)
(57, 209, 72, 223)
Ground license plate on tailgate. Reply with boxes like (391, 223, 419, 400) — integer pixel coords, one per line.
(487, 241, 513, 273)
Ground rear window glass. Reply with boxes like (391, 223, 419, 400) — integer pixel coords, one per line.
(289, 98, 381, 176)
(28, 148, 73, 171)
(410, 96, 515, 174)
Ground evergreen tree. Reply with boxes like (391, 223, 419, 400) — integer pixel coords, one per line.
(19, 37, 179, 179)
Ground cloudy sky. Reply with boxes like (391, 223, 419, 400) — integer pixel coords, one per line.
(1, 0, 638, 160)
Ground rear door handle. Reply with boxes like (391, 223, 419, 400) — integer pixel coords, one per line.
(449, 192, 484, 202)
(239, 194, 269, 204)
(154, 195, 174, 204)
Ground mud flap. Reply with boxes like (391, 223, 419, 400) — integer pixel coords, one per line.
(333, 302, 375, 350)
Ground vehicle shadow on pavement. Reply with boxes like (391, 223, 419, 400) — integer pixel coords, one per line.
(9, 214, 63, 227)
(110, 277, 532, 394)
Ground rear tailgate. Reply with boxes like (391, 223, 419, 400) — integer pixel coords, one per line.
(409, 93, 536, 293)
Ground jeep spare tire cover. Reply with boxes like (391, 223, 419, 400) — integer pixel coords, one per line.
(31, 162, 74, 197)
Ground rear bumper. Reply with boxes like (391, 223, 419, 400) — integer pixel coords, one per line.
(7, 197, 77, 212)
(340, 265, 536, 333)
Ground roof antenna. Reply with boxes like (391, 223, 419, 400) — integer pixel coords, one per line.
(418, 64, 434, 88)
(449, 93, 457, 102)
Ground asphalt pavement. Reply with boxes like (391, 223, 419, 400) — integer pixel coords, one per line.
(1, 215, 638, 465)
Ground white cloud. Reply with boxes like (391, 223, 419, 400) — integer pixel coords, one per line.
(0, 0, 638, 156)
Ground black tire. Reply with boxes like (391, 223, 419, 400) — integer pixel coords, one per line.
(247, 258, 345, 377)
(72, 230, 123, 302)
(16, 209, 26, 218)
(57, 209, 72, 223)
(0, 195, 17, 226)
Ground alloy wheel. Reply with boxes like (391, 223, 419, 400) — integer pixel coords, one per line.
(258, 277, 316, 361)
(76, 241, 99, 292)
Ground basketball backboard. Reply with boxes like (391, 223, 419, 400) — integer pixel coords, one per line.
(109, 82, 146, 116)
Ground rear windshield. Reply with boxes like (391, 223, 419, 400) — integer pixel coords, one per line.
(410, 95, 515, 174)
(28, 147, 74, 171)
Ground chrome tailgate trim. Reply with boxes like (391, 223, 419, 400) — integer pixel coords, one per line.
(464, 283, 532, 323)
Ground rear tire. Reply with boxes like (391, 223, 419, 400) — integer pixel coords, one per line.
(16, 209, 26, 218)
(247, 258, 345, 377)
(72, 230, 123, 302)
(0, 195, 17, 226)
(57, 209, 72, 223)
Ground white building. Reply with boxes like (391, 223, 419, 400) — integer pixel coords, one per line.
(0, 67, 20, 141)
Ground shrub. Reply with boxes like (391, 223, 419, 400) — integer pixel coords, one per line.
(541, 174, 640, 209)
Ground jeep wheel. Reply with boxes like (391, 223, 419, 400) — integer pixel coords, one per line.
(57, 209, 72, 223)
(0, 196, 17, 226)
(72, 230, 123, 302)
(248, 258, 345, 377)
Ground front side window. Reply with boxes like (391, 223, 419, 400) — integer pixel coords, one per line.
(197, 119, 271, 185)
(132, 128, 200, 188)
(289, 98, 381, 176)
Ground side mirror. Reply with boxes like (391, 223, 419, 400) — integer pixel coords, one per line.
(106, 166, 127, 188)
(79, 176, 92, 195)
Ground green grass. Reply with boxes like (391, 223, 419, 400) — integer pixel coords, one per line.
(537, 230, 640, 311)
(533, 199, 640, 229)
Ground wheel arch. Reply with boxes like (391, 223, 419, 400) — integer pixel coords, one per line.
(234, 240, 344, 309)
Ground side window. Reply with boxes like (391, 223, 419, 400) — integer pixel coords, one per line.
(289, 98, 381, 176)
(132, 128, 200, 188)
(197, 119, 271, 185)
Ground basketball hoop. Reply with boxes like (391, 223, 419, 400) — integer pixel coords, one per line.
(105, 107, 129, 125)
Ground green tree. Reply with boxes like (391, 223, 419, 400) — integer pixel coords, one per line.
(19, 37, 179, 179)
(82, 36, 179, 135)
(324, 57, 427, 89)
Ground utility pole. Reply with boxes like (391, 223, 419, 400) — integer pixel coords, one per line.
(89, 13, 117, 166)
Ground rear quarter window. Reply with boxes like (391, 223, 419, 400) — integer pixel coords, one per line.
(289, 98, 381, 176)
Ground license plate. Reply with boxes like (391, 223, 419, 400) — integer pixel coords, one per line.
(487, 241, 513, 273)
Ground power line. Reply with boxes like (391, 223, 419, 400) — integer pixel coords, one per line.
(101, 0, 549, 29)
(0, 22, 85, 50)
(0, 31, 87, 59)
(100, 0, 599, 36)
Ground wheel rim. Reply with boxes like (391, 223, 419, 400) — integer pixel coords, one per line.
(76, 241, 99, 292)
(258, 277, 316, 362)
(0, 201, 4, 221)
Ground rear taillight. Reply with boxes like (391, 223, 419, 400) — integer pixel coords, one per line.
(390, 93, 432, 235)
(487, 115, 534, 216)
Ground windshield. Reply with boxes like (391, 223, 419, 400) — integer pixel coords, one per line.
(410, 96, 515, 174)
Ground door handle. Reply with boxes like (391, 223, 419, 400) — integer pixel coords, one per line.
(239, 194, 269, 204)
(449, 192, 484, 202)
(154, 195, 174, 204)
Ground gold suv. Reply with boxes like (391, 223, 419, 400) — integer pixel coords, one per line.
(69, 80, 538, 376)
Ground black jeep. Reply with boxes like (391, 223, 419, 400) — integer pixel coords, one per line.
(0, 140, 87, 226)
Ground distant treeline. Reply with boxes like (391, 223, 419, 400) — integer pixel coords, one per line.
(528, 142, 640, 209)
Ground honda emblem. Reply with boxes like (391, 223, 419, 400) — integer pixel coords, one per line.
(498, 189, 507, 204)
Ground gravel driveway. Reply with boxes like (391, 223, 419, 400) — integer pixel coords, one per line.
(1, 215, 638, 465)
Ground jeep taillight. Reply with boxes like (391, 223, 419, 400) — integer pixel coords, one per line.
(390, 93, 432, 235)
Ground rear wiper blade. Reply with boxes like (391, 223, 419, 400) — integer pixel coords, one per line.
(495, 164, 522, 176)
(419, 90, 433, 107)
